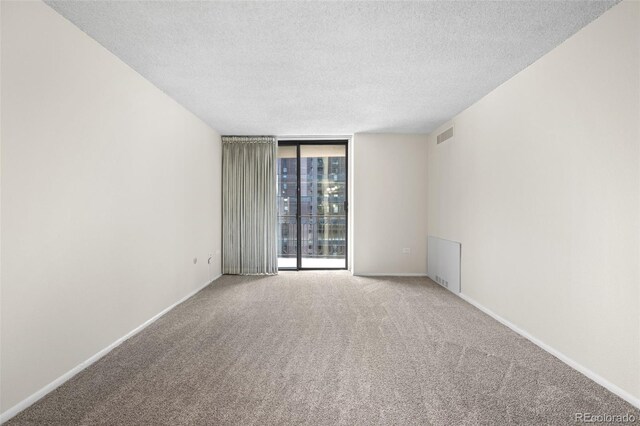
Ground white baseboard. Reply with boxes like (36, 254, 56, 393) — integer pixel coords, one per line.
(354, 273, 429, 277)
(0, 274, 222, 424)
(457, 292, 640, 410)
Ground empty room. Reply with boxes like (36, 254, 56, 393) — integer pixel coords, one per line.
(1, 0, 639, 424)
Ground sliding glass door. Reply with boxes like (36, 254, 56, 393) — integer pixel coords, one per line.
(277, 145, 298, 269)
(277, 141, 348, 270)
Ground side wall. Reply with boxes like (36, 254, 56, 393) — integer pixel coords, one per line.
(427, 1, 639, 400)
(353, 133, 428, 275)
(1, 0, 222, 413)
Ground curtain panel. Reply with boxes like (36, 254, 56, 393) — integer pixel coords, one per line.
(222, 136, 278, 275)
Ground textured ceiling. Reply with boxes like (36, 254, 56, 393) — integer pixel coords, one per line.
(45, 1, 618, 135)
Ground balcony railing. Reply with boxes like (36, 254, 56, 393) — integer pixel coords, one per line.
(278, 214, 346, 258)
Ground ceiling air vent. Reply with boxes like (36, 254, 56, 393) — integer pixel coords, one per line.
(437, 127, 454, 144)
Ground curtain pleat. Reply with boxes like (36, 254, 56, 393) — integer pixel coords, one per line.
(222, 136, 277, 275)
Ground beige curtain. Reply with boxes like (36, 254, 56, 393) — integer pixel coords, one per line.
(222, 136, 278, 275)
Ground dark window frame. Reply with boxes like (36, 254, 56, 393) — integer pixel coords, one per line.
(277, 139, 348, 271)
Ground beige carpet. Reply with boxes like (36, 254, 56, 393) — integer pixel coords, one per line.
(7, 272, 639, 425)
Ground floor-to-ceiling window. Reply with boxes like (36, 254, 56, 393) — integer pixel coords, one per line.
(277, 140, 348, 270)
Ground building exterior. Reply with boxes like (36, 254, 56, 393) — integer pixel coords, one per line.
(277, 155, 346, 265)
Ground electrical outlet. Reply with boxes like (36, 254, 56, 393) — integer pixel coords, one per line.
(402, 248, 411, 254)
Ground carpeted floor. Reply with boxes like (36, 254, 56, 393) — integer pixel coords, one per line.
(7, 272, 639, 425)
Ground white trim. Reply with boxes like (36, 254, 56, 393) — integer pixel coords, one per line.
(457, 292, 640, 410)
(0, 274, 222, 424)
(354, 273, 429, 277)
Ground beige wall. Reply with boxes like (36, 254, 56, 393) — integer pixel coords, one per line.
(1, 0, 222, 413)
(427, 0, 639, 400)
(353, 133, 428, 275)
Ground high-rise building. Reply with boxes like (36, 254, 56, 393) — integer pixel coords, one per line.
(277, 155, 346, 264)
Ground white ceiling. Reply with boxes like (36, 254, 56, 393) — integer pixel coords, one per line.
(45, 1, 617, 136)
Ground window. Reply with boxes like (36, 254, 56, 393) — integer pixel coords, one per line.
(277, 141, 347, 270)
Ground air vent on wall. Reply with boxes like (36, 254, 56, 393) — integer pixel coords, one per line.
(427, 236, 461, 294)
(437, 126, 454, 144)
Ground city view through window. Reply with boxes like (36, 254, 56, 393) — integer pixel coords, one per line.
(277, 143, 347, 269)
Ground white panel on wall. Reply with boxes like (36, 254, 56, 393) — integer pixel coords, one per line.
(427, 236, 461, 293)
